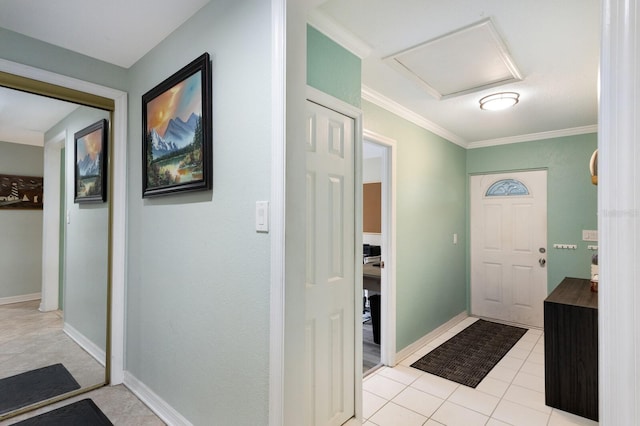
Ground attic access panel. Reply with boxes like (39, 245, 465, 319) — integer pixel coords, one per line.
(384, 18, 522, 100)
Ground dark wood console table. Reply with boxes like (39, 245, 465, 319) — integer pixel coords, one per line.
(544, 277, 598, 421)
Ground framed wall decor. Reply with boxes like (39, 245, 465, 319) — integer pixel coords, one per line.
(142, 53, 212, 197)
(0, 174, 43, 209)
(74, 119, 108, 203)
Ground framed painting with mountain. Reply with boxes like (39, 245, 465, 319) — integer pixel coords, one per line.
(74, 119, 108, 203)
(142, 53, 212, 197)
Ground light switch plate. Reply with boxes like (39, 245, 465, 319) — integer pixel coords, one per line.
(582, 230, 598, 241)
(256, 201, 269, 232)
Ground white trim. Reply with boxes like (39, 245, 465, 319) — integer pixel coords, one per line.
(361, 85, 467, 148)
(110, 92, 128, 385)
(362, 84, 598, 149)
(63, 322, 106, 367)
(468, 124, 598, 148)
(307, 9, 373, 59)
(0, 59, 128, 386)
(123, 371, 193, 426)
(269, 0, 286, 425)
(362, 130, 397, 367)
(395, 311, 468, 363)
(307, 85, 364, 423)
(0, 293, 41, 306)
(40, 131, 66, 313)
(598, 1, 640, 424)
(307, 86, 363, 118)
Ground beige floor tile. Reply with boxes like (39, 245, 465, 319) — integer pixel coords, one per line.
(392, 386, 444, 418)
(368, 402, 427, 426)
(410, 372, 459, 399)
(448, 385, 500, 416)
(431, 401, 489, 426)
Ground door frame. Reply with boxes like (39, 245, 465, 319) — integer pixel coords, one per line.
(41, 130, 67, 312)
(0, 58, 128, 385)
(362, 130, 397, 366)
(306, 85, 363, 423)
(469, 169, 548, 327)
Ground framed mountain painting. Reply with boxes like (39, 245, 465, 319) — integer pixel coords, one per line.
(74, 119, 108, 203)
(142, 53, 212, 197)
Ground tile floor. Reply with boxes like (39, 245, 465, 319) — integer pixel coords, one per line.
(2, 307, 599, 425)
(362, 317, 599, 426)
(1, 385, 164, 425)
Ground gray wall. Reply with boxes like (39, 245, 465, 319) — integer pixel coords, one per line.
(0, 141, 44, 299)
(125, 0, 272, 423)
(0, 28, 127, 92)
(0, 3, 274, 422)
(45, 106, 111, 353)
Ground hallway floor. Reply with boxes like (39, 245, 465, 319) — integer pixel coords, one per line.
(1, 384, 164, 425)
(2, 308, 599, 425)
(362, 316, 598, 426)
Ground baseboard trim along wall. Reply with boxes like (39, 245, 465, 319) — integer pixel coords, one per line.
(123, 371, 193, 426)
(63, 323, 106, 367)
(0, 293, 41, 306)
(395, 311, 468, 363)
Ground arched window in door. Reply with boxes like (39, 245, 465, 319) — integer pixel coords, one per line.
(485, 178, 529, 197)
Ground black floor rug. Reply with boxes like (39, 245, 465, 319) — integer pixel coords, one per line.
(14, 399, 112, 425)
(411, 319, 527, 388)
(0, 364, 81, 415)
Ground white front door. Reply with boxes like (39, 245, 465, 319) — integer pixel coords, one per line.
(305, 100, 355, 425)
(470, 170, 547, 327)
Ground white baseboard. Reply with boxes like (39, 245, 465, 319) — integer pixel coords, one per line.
(63, 323, 106, 367)
(395, 311, 468, 363)
(123, 371, 193, 426)
(0, 292, 40, 306)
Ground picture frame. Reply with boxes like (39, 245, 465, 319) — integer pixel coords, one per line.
(142, 53, 212, 197)
(74, 119, 108, 203)
(0, 174, 43, 210)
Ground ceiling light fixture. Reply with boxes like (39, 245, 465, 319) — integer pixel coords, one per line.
(479, 92, 520, 111)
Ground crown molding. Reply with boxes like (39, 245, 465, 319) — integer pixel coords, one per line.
(307, 9, 373, 59)
(468, 124, 598, 149)
(362, 84, 597, 149)
(361, 85, 468, 148)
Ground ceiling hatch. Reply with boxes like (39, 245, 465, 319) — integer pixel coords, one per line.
(384, 18, 522, 100)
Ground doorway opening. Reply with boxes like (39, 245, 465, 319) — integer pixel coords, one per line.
(362, 131, 397, 375)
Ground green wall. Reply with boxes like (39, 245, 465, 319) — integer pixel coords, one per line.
(307, 25, 361, 108)
(45, 106, 111, 355)
(363, 100, 468, 351)
(125, 0, 271, 424)
(0, 141, 44, 299)
(467, 133, 598, 294)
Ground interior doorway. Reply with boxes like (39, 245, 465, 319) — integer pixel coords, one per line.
(362, 130, 397, 373)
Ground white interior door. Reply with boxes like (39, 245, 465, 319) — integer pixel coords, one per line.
(471, 170, 547, 327)
(305, 100, 355, 425)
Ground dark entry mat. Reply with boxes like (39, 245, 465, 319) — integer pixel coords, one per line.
(14, 399, 112, 425)
(0, 364, 81, 414)
(411, 319, 527, 388)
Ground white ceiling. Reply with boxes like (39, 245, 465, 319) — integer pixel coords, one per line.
(0, 0, 599, 148)
(312, 0, 600, 147)
(0, 87, 78, 146)
(0, 0, 211, 146)
(0, 0, 211, 68)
